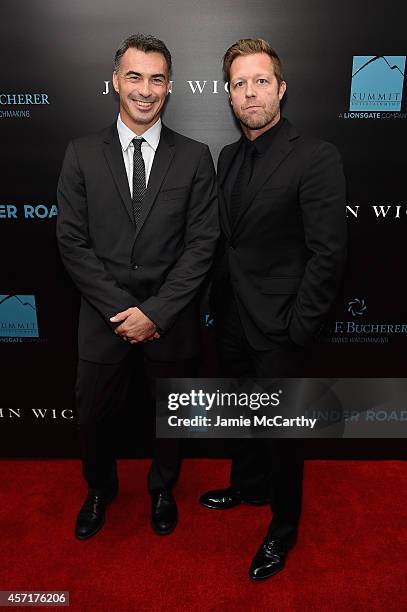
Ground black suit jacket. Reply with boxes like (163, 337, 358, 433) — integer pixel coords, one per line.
(57, 123, 218, 363)
(211, 119, 347, 349)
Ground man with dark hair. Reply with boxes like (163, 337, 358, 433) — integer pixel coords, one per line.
(57, 33, 218, 539)
(200, 38, 347, 580)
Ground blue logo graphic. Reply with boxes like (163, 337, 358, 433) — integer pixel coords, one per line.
(0, 203, 58, 220)
(347, 298, 367, 317)
(203, 313, 215, 327)
(349, 56, 406, 111)
(0, 295, 39, 337)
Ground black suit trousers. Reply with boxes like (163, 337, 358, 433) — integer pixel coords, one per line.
(76, 350, 196, 493)
(215, 290, 307, 538)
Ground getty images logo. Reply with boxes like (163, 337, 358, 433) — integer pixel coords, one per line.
(0, 295, 39, 339)
(340, 56, 406, 120)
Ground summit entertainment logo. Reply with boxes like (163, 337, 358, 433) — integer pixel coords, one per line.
(0, 295, 39, 340)
(350, 56, 405, 111)
(339, 56, 406, 120)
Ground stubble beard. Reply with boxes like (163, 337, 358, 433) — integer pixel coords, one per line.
(236, 104, 280, 131)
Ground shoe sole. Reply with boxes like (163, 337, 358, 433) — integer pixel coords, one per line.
(249, 565, 284, 581)
(199, 499, 270, 510)
(75, 490, 117, 541)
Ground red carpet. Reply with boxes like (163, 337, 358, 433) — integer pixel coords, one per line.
(0, 459, 406, 611)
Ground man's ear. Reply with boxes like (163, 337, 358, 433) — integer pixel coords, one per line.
(228, 82, 232, 103)
(279, 80, 287, 100)
(112, 71, 119, 94)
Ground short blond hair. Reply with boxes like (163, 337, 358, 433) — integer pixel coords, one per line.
(223, 38, 283, 84)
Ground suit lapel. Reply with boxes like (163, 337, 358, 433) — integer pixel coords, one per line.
(218, 138, 242, 188)
(218, 138, 242, 237)
(231, 121, 299, 235)
(218, 188, 231, 238)
(135, 124, 175, 239)
(102, 122, 176, 234)
(103, 124, 134, 223)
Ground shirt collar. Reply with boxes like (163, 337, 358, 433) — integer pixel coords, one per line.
(243, 117, 285, 156)
(116, 114, 162, 152)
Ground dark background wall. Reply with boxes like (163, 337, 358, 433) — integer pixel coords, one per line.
(1, 0, 406, 458)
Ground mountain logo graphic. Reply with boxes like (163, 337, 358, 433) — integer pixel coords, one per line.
(349, 56, 406, 111)
(0, 294, 39, 337)
(347, 298, 367, 317)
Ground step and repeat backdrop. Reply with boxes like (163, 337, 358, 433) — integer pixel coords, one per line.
(1, 0, 406, 457)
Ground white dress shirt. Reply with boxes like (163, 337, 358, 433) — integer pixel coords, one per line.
(116, 114, 162, 195)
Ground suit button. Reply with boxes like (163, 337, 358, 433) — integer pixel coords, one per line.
(131, 264, 139, 270)
(229, 243, 235, 250)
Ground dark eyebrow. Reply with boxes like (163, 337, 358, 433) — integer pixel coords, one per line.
(124, 70, 166, 79)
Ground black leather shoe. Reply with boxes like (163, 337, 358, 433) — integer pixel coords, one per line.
(199, 487, 270, 509)
(151, 489, 178, 535)
(249, 531, 297, 580)
(75, 486, 117, 540)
